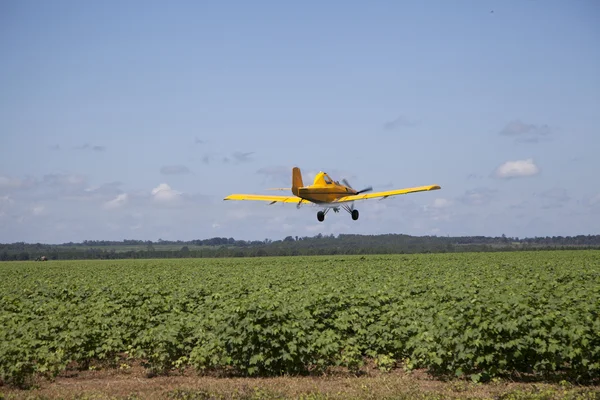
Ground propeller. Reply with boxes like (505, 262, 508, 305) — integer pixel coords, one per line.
(342, 179, 372, 194)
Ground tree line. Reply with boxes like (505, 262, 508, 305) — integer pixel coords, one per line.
(1, 233, 599, 261)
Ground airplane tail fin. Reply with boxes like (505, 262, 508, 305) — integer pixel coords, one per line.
(292, 167, 304, 196)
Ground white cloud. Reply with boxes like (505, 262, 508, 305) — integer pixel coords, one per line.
(151, 183, 182, 204)
(32, 205, 45, 216)
(104, 193, 129, 210)
(494, 159, 540, 179)
(432, 198, 452, 208)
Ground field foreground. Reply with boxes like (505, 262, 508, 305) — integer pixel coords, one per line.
(1, 251, 599, 397)
(1, 365, 599, 399)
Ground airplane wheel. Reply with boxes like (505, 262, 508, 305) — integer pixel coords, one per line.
(351, 209, 359, 220)
(317, 211, 325, 222)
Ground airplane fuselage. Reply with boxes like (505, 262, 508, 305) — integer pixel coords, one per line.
(297, 185, 355, 203)
(295, 171, 357, 203)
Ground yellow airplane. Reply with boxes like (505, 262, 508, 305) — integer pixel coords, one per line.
(224, 167, 441, 222)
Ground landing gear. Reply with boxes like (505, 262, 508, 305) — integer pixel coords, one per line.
(317, 205, 360, 221)
(342, 203, 359, 221)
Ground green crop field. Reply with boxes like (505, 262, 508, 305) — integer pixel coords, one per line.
(1, 251, 599, 387)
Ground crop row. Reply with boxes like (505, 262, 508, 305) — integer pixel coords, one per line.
(1, 251, 599, 386)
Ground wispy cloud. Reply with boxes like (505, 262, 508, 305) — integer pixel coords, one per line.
(39, 173, 96, 200)
(232, 151, 254, 163)
(75, 143, 106, 152)
(498, 120, 552, 143)
(459, 188, 497, 206)
(383, 115, 417, 130)
(467, 174, 484, 180)
(494, 158, 540, 179)
(1, 173, 128, 206)
(194, 137, 205, 144)
(534, 188, 570, 210)
(539, 188, 570, 203)
(104, 193, 129, 210)
(42, 173, 86, 188)
(0, 175, 29, 190)
(84, 181, 123, 196)
(585, 193, 600, 212)
(0, 195, 14, 216)
(257, 166, 292, 185)
(203, 151, 254, 165)
(160, 165, 191, 175)
(31, 204, 46, 216)
(201, 154, 213, 164)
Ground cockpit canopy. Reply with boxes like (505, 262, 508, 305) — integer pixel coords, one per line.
(313, 171, 335, 186)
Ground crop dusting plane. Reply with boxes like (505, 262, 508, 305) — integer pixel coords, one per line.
(224, 167, 441, 222)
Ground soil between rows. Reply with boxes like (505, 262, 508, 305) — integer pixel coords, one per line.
(2, 365, 599, 399)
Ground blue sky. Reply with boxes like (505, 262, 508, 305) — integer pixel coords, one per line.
(1, 0, 599, 243)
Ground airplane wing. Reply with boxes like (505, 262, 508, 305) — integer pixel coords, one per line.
(224, 194, 312, 205)
(332, 184, 441, 203)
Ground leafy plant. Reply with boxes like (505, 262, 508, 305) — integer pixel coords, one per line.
(1, 251, 599, 385)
